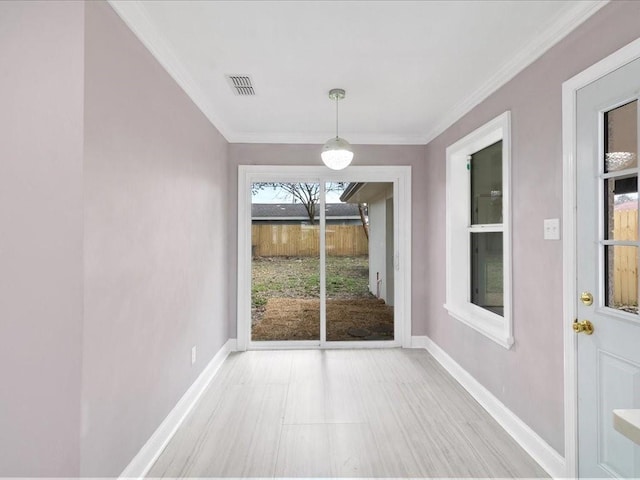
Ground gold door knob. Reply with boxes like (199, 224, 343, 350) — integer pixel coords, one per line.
(580, 292, 593, 306)
(573, 319, 594, 335)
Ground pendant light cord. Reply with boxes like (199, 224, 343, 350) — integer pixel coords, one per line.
(335, 95, 339, 140)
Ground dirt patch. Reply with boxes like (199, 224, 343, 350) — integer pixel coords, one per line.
(252, 297, 394, 341)
(251, 255, 372, 325)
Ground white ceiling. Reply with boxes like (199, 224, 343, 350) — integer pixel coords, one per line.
(109, 0, 606, 145)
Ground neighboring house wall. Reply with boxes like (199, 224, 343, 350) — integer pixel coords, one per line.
(385, 197, 395, 306)
(369, 200, 385, 298)
(0, 2, 85, 476)
(81, 2, 230, 476)
(421, 0, 640, 455)
(0, 1, 230, 476)
(367, 185, 394, 304)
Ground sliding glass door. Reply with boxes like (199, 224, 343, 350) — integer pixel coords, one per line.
(237, 166, 410, 350)
(251, 182, 320, 342)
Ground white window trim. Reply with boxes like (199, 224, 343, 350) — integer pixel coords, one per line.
(444, 111, 513, 349)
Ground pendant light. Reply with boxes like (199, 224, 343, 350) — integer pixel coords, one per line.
(321, 88, 353, 170)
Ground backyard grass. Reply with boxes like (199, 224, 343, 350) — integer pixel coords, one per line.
(251, 255, 393, 341)
(251, 255, 371, 310)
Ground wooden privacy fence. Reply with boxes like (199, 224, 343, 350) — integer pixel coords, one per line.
(252, 224, 368, 257)
(612, 209, 638, 306)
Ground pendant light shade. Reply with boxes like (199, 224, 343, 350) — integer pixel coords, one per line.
(322, 88, 353, 170)
(321, 137, 354, 170)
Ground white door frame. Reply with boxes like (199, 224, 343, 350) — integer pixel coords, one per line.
(562, 37, 640, 478)
(236, 165, 412, 351)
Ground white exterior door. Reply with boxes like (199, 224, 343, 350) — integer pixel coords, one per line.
(576, 57, 640, 477)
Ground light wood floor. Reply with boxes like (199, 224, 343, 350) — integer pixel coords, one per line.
(148, 348, 548, 478)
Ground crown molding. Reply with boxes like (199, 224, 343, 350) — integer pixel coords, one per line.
(421, 0, 608, 145)
(108, 0, 607, 147)
(227, 131, 426, 145)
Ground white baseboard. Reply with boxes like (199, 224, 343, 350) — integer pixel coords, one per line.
(411, 335, 566, 479)
(410, 335, 430, 349)
(120, 338, 237, 478)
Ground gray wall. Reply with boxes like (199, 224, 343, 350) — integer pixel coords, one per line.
(421, 0, 640, 454)
(0, 1, 230, 476)
(227, 144, 427, 338)
(81, 2, 230, 475)
(0, 2, 85, 475)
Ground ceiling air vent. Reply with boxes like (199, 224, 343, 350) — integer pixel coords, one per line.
(226, 75, 255, 96)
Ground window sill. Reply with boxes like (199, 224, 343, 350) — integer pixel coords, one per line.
(443, 303, 514, 349)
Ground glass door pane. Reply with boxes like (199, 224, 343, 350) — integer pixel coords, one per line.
(251, 182, 320, 341)
(325, 182, 394, 342)
(603, 100, 639, 314)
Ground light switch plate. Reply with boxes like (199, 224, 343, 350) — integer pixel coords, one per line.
(544, 218, 560, 240)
